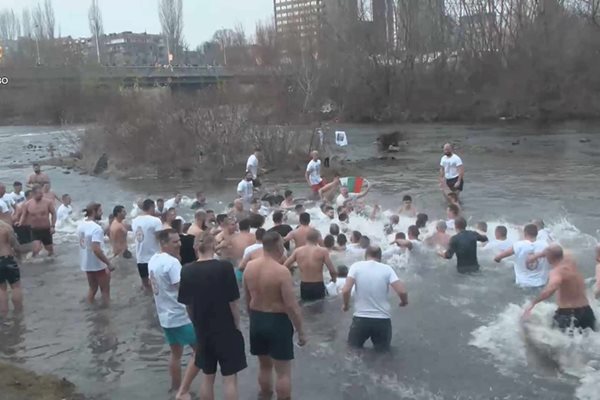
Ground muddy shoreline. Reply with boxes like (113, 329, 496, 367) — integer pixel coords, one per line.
(0, 362, 85, 400)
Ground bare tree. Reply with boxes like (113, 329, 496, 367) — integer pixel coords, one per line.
(158, 0, 184, 62)
(0, 9, 21, 41)
(22, 8, 32, 38)
(88, 0, 103, 63)
(43, 0, 55, 39)
(33, 3, 45, 40)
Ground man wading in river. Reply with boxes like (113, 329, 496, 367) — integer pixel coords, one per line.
(439, 217, 488, 273)
(439, 143, 464, 199)
(0, 220, 23, 316)
(18, 185, 56, 257)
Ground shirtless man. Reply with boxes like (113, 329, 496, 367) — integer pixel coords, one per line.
(19, 186, 56, 257)
(243, 232, 306, 400)
(215, 217, 238, 263)
(524, 244, 596, 332)
(230, 219, 256, 280)
(283, 212, 314, 249)
(12, 190, 33, 253)
(27, 163, 50, 188)
(42, 183, 60, 204)
(187, 210, 207, 238)
(280, 190, 295, 210)
(109, 205, 131, 259)
(285, 229, 337, 301)
(425, 221, 451, 249)
(318, 174, 341, 203)
(0, 221, 23, 316)
(398, 195, 418, 218)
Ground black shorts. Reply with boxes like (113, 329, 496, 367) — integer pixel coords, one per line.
(31, 228, 53, 246)
(14, 225, 32, 245)
(0, 255, 20, 285)
(250, 310, 294, 361)
(300, 281, 326, 301)
(348, 317, 392, 351)
(195, 330, 247, 376)
(137, 263, 149, 279)
(446, 177, 464, 192)
(252, 178, 262, 188)
(553, 306, 596, 332)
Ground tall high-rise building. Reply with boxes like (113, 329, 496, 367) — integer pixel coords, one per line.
(273, 0, 325, 40)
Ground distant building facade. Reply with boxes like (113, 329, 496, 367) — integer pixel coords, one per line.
(103, 32, 167, 66)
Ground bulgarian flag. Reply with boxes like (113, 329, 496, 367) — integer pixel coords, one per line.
(340, 176, 366, 194)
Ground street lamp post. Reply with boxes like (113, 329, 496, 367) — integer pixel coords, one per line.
(34, 24, 41, 65)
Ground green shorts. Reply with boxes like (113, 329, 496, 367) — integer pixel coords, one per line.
(163, 323, 197, 346)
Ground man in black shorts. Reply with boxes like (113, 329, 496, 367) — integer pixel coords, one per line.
(177, 232, 246, 400)
(439, 143, 464, 197)
(0, 221, 23, 316)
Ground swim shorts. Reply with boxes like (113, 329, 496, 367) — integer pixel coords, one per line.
(31, 227, 53, 246)
(0, 255, 20, 285)
(348, 317, 392, 351)
(195, 329, 247, 376)
(137, 263, 149, 279)
(13, 225, 32, 245)
(300, 281, 326, 301)
(553, 306, 596, 332)
(446, 177, 464, 192)
(250, 310, 294, 361)
(310, 180, 326, 193)
(163, 323, 197, 346)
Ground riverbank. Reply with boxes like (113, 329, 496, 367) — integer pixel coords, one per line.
(0, 362, 84, 400)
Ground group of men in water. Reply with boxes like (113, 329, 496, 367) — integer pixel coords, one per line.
(0, 143, 599, 400)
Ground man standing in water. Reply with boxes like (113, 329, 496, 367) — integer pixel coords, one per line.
(109, 205, 130, 260)
(306, 151, 325, 197)
(244, 232, 306, 400)
(284, 212, 315, 249)
(342, 246, 408, 351)
(524, 244, 596, 332)
(439, 217, 488, 273)
(439, 143, 464, 197)
(132, 199, 163, 291)
(77, 203, 113, 306)
(19, 185, 56, 257)
(246, 147, 264, 188)
(148, 229, 198, 395)
(27, 163, 50, 188)
(284, 229, 337, 301)
(177, 232, 246, 400)
(0, 184, 12, 225)
(237, 172, 255, 208)
(0, 220, 23, 316)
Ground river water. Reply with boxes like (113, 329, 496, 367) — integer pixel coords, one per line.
(0, 123, 599, 400)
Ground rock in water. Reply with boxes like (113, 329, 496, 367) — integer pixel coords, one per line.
(93, 153, 109, 175)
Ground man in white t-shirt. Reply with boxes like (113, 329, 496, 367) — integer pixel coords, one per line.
(77, 203, 113, 306)
(164, 193, 183, 210)
(483, 225, 514, 255)
(132, 199, 163, 291)
(148, 229, 199, 394)
(246, 147, 264, 187)
(342, 246, 408, 351)
(305, 151, 325, 196)
(439, 143, 464, 196)
(9, 182, 25, 206)
(391, 225, 424, 263)
(56, 194, 73, 224)
(494, 224, 549, 288)
(532, 219, 553, 244)
(237, 172, 254, 207)
(0, 183, 12, 225)
(336, 185, 370, 208)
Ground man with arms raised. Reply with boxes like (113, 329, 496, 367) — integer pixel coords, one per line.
(439, 217, 488, 274)
(77, 203, 113, 306)
(19, 185, 56, 257)
(132, 199, 163, 291)
(439, 143, 464, 198)
(0, 220, 23, 316)
(342, 246, 408, 351)
(524, 244, 596, 332)
(149, 229, 198, 395)
(27, 163, 50, 188)
(244, 232, 306, 400)
(177, 232, 246, 400)
(284, 229, 337, 301)
(109, 205, 131, 260)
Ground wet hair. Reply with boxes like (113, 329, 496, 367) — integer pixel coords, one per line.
(255, 228, 266, 241)
(351, 230, 362, 242)
(61, 193, 70, 201)
(495, 225, 508, 238)
(216, 214, 228, 225)
(339, 212, 348, 222)
(359, 235, 370, 249)
(239, 219, 251, 231)
(523, 224, 538, 238)
(337, 265, 349, 278)
(156, 198, 164, 204)
(455, 216, 467, 230)
(447, 204, 460, 216)
(402, 195, 412, 202)
(13, 181, 22, 187)
(476, 222, 488, 233)
(307, 229, 320, 244)
(171, 219, 183, 234)
(299, 212, 311, 225)
(285, 190, 293, 198)
(248, 213, 265, 229)
(390, 215, 400, 224)
(295, 204, 304, 211)
(324, 235, 335, 249)
(329, 223, 340, 236)
(365, 246, 382, 261)
(262, 231, 282, 254)
(408, 225, 420, 238)
(112, 205, 125, 217)
(195, 231, 216, 254)
(436, 220, 447, 231)
(545, 244, 563, 263)
(83, 202, 101, 218)
(272, 211, 284, 224)
(31, 184, 42, 193)
(142, 199, 155, 212)
(395, 232, 406, 240)
(416, 213, 429, 229)
(337, 234, 347, 246)
(532, 219, 545, 229)
(167, 207, 176, 213)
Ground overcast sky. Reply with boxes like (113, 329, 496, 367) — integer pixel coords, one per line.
(0, 0, 274, 47)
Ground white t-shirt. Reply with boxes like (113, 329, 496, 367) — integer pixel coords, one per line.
(382, 245, 405, 260)
(164, 197, 180, 210)
(243, 243, 263, 259)
(77, 220, 106, 272)
(336, 193, 358, 208)
(512, 240, 549, 288)
(306, 160, 322, 185)
(0, 198, 10, 215)
(132, 214, 163, 263)
(484, 239, 514, 254)
(237, 180, 254, 204)
(537, 229, 552, 244)
(57, 204, 73, 222)
(348, 260, 400, 319)
(327, 277, 354, 296)
(440, 154, 463, 179)
(148, 252, 191, 329)
(446, 219, 456, 231)
(246, 154, 259, 179)
(10, 191, 25, 205)
(1, 194, 15, 214)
